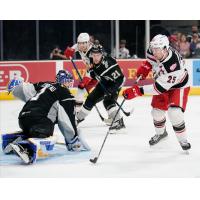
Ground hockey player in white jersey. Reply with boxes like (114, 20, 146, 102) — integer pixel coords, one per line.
(123, 34, 191, 151)
(64, 33, 98, 110)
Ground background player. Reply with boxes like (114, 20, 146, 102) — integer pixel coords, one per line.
(64, 33, 98, 110)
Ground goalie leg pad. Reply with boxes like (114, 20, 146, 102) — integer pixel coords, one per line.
(12, 136, 57, 164)
(2, 131, 27, 154)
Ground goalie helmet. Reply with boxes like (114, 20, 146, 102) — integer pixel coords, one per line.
(150, 34, 169, 50)
(56, 70, 74, 88)
(77, 33, 90, 43)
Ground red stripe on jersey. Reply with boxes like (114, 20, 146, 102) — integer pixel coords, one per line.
(179, 71, 188, 84)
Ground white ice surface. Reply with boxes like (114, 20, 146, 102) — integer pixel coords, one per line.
(0, 96, 200, 178)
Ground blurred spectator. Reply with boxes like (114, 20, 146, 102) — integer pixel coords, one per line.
(179, 34, 190, 58)
(190, 33, 200, 58)
(50, 45, 66, 60)
(187, 25, 200, 43)
(176, 32, 182, 43)
(94, 39, 100, 45)
(89, 35, 95, 44)
(169, 34, 180, 51)
(118, 39, 130, 59)
(194, 42, 200, 58)
(94, 39, 108, 56)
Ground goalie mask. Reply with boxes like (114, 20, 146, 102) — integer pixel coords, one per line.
(56, 70, 74, 88)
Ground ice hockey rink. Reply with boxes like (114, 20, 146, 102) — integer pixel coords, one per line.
(0, 96, 200, 178)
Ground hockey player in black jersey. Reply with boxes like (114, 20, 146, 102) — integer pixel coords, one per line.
(76, 44, 126, 134)
(2, 70, 90, 164)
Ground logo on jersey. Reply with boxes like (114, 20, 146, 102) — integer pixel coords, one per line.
(0, 64, 29, 90)
(170, 63, 177, 71)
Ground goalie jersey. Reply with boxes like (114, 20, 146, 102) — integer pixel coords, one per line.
(143, 46, 189, 95)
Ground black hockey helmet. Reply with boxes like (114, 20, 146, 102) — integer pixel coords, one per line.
(91, 44, 103, 54)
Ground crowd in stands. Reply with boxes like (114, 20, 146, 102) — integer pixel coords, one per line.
(169, 25, 200, 58)
(50, 25, 200, 60)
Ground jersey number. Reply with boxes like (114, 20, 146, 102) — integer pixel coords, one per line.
(167, 75, 177, 83)
(111, 70, 121, 80)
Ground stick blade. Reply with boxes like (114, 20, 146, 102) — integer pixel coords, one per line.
(90, 157, 98, 164)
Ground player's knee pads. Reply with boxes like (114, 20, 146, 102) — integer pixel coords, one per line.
(77, 105, 91, 121)
(2, 131, 26, 152)
(151, 108, 166, 121)
(151, 108, 166, 128)
(168, 107, 184, 126)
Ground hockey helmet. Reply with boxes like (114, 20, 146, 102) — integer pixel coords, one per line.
(150, 34, 169, 50)
(77, 33, 90, 43)
(56, 70, 74, 88)
(91, 44, 103, 54)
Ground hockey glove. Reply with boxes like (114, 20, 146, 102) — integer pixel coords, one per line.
(64, 47, 75, 59)
(136, 61, 152, 80)
(123, 85, 143, 100)
(78, 76, 92, 89)
(7, 77, 23, 92)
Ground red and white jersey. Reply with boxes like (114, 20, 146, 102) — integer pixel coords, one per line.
(143, 46, 189, 95)
(72, 43, 92, 67)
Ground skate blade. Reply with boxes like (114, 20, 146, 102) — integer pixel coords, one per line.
(10, 144, 30, 164)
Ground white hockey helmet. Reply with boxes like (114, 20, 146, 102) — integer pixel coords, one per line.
(77, 33, 90, 43)
(150, 34, 169, 50)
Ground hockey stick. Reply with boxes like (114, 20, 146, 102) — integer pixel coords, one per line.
(94, 72, 142, 117)
(89, 98, 126, 164)
(69, 58, 106, 122)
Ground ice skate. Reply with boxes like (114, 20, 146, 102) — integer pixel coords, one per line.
(109, 118, 126, 134)
(149, 130, 168, 145)
(179, 141, 191, 151)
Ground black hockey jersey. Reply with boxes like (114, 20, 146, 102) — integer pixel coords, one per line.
(19, 82, 75, 122)
(89, 55, 125, 88)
